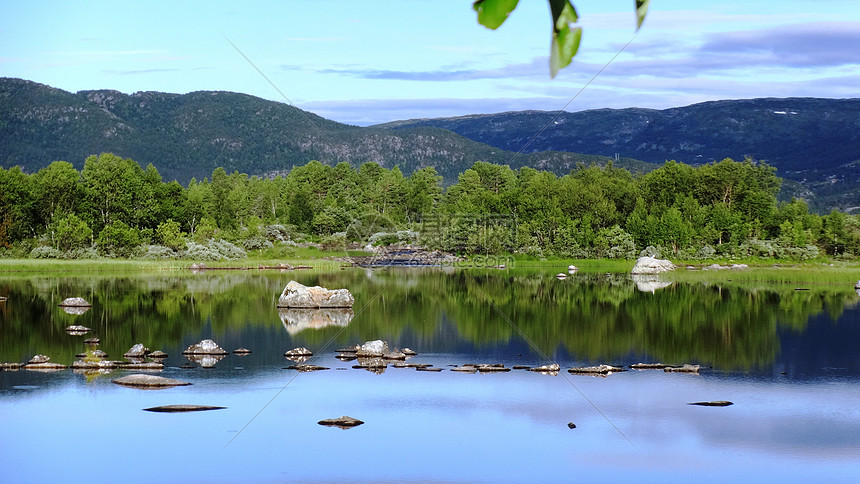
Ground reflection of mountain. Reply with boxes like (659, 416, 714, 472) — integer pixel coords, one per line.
(279, 308, 354, 335)
(632, 275, 672, 293)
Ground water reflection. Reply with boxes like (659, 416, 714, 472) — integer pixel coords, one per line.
(185, 353, 226, 368)
(632, 274, 673, 293)
(0, 270, 858, 372)
(278, 308, 354, 335)
(62, 306, 90, 315)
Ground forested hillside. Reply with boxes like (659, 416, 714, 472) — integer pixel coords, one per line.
(0, 78, 646, 185)
(1, 154, 858, 261)
(376, 98, 860, 212)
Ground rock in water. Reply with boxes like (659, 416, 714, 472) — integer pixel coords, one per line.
(689, 401, 733, 407)
(284, 347, 313, 357)
(631, 256, 676, 275)
(124, 343, 150, 358)
(112, 374, 191, 388)
(183, 339, 228, 355)
(28, 354, 51, 364)
(277, 280, 354, 308)
(355, 340, 389, 357)
(318, 416, 364, 429)
(144, 405, 226, 413)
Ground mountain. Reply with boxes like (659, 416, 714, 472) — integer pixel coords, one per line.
(375, 99, 860, 212)
(0, 78, 649, 184)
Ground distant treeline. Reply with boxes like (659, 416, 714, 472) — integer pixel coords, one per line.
(0, 153, 858, 260)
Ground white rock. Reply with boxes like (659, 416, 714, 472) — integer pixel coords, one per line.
(631, 256, 676, 275)
(183, 339, 228, 355)
(277, 281, 354, 308)
(356, 340, 389, 357)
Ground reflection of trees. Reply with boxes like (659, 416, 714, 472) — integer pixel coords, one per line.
(0, 270, 857, 370)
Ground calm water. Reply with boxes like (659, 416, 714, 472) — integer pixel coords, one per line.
(1, 268, 859, 483)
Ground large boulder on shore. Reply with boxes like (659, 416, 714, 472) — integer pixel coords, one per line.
(277, 281, 354, 308)
(631, 257, 676, 275)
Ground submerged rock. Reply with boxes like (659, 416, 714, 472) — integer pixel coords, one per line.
(24, 362, 67, 371)
(689, 401, 733, 407)
(451, 365, 478, 373)
(568, 364, 626, 375)
(665, 364, 700, 373)
(123, 361, 165, 371)
(318, 416, 364, 429)
(383, 350, 407, 360)
(630, 363, 668, 370)
(631, 257, 676, 275)
(285, 364, 329, 372)
(58, 297, 91, 307)
(72, 360, 121, 370)
(183, 339, 228, 355)
(144, 405, 226, 413)
(392, 362, 431, 369)
(530, 364, 560, 375)
(277, 280, 354, 308)
(112, 374, 191, 388)
(416, 366, 442, 372)
(567, 422, 577, 429)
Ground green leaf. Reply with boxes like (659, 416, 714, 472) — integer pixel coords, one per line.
(550, 26, 581, 78)
(548, 0, 580, 78)
(635, 0, 650, 30)
(473, 0, 520, 30)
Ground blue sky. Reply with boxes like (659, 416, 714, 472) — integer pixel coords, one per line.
(3, 0, 859, 125)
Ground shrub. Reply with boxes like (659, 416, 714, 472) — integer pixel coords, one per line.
(66, 247, 101, 260)
(30, 246, 63, 259)
(243, 236, 273, 250)
(182, 239, 247, 261)
(138, 244, 178, 260)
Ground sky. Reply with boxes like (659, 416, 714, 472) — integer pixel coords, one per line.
(2, 0, 859, 126)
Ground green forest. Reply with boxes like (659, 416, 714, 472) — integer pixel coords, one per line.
(1, 152, 858, 261)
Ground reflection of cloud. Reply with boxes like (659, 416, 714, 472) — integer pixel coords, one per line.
(279, 308, 354, 335)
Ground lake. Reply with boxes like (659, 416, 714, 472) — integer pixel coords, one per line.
(1, 267, 860, 483)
